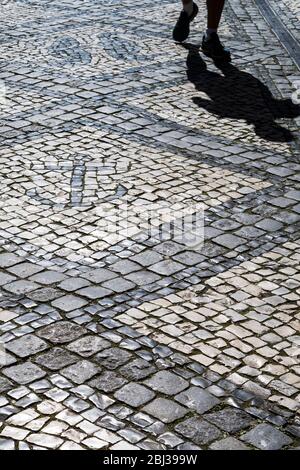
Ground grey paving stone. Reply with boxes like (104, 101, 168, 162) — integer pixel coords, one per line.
(6, 334, 48, 358)
(204, 227, 223, 240)
(235, 226, 264, 239)
(67, 335, 111, 357)
(131, 251, 163, 267)
(177, 443, 202, 450)
(205, 408, 255, 433)
(62, 360, 100, 384)
(90, 371, 127, 393)
(34, 347, 78, 370)
(173, 251, 205, 266)
(0, 253, 23, 268)
(77, 286, 112, 299)
(146, 421, 167, 436)
(119, 359, 157, 380)
(210, 437, 250, 450)
(255, 218, 283, 231)
(149, 260, 184, 275)
(1, 352, 17, 367)
(0, 272, 16, 286)
(0, 438, 15, 450)
(157, 432, 183, 447)
(4, 280, 40, 295)
(37, 321, 87, 344)
(175, 387, 220, 414)
(101, 278, 135, 293)
(118, 428, 145, 444)
(64, 397, 90, 413)
(89, 392, 114, 410)
(144, 370, 188, 395)
(98, 415, 125, 432)
(125, 270, 160, 286)
(143, 398, 188, 423)
(138, 439, 165, 450)
(270, 380, 298, 397)
(114, 383, 155, 407)
(285, 425, 300, 439)
(175, 417, 222, 445)
(109, 404, 132, 420)
(58, 278, 91, 291)
(285, 190, 300, 200)
(214, 234, 245, 249)
(0, 377, 13, 393)
(15, 312, 39, 325)
(26, 433, 63, 449)
(154, 242, 184, 256)
(51, 295, 88, 311)
(81, 268, 117, 283)
(111, 260, 140, 274)
(153, 345, 172, 358)
(212, 219, 241, 230)
(268, 167, 294, 177)
(0, 405, 18, 420)
(27, 288, 63, 302)
(242, 424, 292, 450)
(30, 271, 66, 285)
(8, 262, 44, 278)
(270, 197, 295, 208)
(200, 242, 225, 258)
(95, 348, 132, 370)
(3, 362, 46, 385)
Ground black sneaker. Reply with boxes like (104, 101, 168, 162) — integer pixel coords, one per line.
(173, 2, 199, 43)
(202, 32, 231, 62)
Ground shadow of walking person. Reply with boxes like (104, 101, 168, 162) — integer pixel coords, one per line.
(184, 45, 300, 142)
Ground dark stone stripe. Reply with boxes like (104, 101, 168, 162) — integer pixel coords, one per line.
(255, 0, 300, 69)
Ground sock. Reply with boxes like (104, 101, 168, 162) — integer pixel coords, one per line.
(183, 1, 194, 17)
(204, 28, 217, 41)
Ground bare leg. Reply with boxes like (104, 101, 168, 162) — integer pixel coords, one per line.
(180, 0, 225, 29)
(207, 0, 226, 30)
(202, 0, 231, 61)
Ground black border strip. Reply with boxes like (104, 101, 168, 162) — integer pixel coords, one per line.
(255, 0, 300, 69)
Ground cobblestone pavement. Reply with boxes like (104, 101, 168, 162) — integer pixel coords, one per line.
(0, 0, 299, 451)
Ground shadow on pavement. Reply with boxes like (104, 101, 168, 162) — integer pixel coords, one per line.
(184, 44, 300, 142)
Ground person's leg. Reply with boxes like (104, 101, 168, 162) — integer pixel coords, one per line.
(202, 0, 230, 61)
(173, 1, 199, 42)
(206, 0, 225, 33)
(178, 0, 225, 40)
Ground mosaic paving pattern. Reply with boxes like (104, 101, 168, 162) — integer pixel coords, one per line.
(0, 0, 299, 450)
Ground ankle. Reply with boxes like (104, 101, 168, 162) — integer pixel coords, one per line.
(204, 28, 217, 40)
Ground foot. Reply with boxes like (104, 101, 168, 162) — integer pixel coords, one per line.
(173, 2, 199, 43)
(202, 32, 231, 62)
